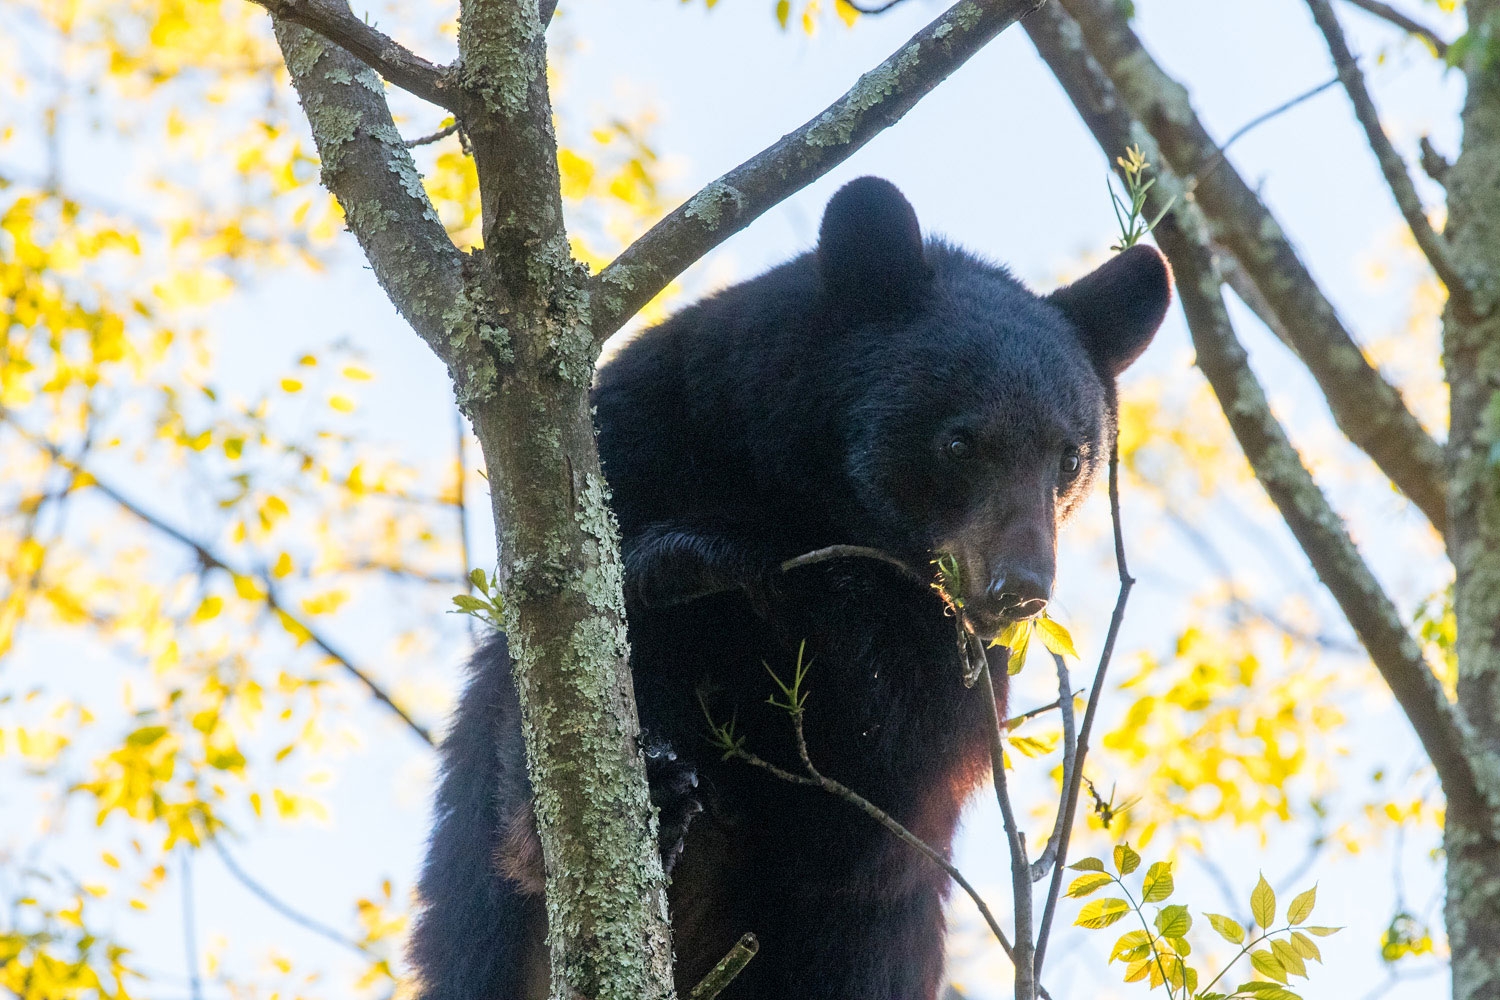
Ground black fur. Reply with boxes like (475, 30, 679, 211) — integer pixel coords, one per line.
(409, 179, 1171, 1000)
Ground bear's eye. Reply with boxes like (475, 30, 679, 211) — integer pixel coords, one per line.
(1059, 447, 1082, 481)
(945, 435, 972, 461)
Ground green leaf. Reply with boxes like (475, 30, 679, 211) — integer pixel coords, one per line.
(1165, 935, 1190, 956)
(1286, 885, 1316, 924)
(1075, 897, 1131, 929)
(1140, 860, 1173, 902)
(1067, 873, 1113, 898)
(1271, 938, 1308, 979)
(1290, 931, 1322, 962)
(1250, 948, 1287, 984)
(1206, 911, 1246, 944)
(126, 725, 168, 748)
(1109, 929, 1150, 963)
(468, 567, 487, 590)
(1155, 903, 1190, 938)
(1250, 873, 1276, 929)
(1302, 925, 1342, 937)
(451, 595, 487, 612)
(1069, 857, 1105, 872)
(1035, 615, 1079, 658)
(1113, 843, 1141, 876)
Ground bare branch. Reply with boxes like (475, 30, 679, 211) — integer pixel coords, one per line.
(589, 0, 1045, 341)
(1306, 0, 1472, 312)
(1028, 652, 1077, 882)
(687, 934, 759, 1000)
(1419, 135, 1451, 188)
(405, 122, 460, 148)
(1033, 436, 1134, 977)
(724, 713, 1054, 999)
(210, 837, 371, 957)
(979, 661, 1036, 1000)
(1053, 0, 1449, 537)
(1341, 0, 1450, 57)
(1024, 1, 1489, 823)
(248, 0, 457, 109)
(272, 22, 495, 408)
(2, 410, 435, 747)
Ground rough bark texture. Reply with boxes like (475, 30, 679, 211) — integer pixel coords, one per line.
(1444, 3, 1500, 997)
(264, 0, 1046, 996)
(452, 1, 679, 997)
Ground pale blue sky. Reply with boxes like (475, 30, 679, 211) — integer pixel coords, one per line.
(1, 1, 1469, 998)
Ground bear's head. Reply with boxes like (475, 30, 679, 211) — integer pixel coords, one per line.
(821, 177, 1171, 639)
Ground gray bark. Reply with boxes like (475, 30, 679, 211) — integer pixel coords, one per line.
(262, 0, 1047, 996)
(1444, 4, 1500, 998)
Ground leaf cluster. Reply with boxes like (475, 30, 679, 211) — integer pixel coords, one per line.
(1070, 844, 1340, 999)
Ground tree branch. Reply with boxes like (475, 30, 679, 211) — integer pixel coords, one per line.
(1306, 0, 1472, 312)
(1054, 0, 1449, 537)
(1028, 652, 1077, 882)
(722, 711, 1052, 998)
(979, 661, 1036, 1000)
(1, 410, 435, 746)
(588, 0, 1046, 341)
(249, 0, 457, 109)
(272, 21, 497, 412)
(1024, 1, 1490, 824)
(1341, 0, 1450, 57)
(1033, 436, 1133, 977)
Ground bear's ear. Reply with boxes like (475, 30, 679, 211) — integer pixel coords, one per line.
(1047, 244, 1173, 377)
(818, 177, 932, 313)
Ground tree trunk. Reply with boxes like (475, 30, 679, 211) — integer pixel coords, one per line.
(1444, 5, 1500, 998)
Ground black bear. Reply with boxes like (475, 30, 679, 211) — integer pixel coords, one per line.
(408, 178, 1171, 1000)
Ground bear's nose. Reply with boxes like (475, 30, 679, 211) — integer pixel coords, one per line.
(987, 568, 1050, 621)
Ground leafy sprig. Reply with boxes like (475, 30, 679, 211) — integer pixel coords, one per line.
(1109, 145, 1175, 252)
(1069, 845, 1340, 999)
(450, 567, 505, 629)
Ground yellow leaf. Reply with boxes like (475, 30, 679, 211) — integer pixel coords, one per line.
(1035, 615, 1079, 658)
(1251, 873, 1276, 929)
(191, 595, 223, 621)
(1287, 884, 1316, 924)
(1076, 897, 1130, 929)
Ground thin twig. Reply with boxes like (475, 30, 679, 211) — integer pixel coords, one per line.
(1305, 0, 1473, 316)
(687, 933, 759, 1000)
(725, 722, 1042, 992)
(589, 0, 1045, 340)
(248, 0, 457, 110)
(1029, 652, 1077, 882)
(1, 411, 435, 747)
(1341, 0, 1450, 56)
(1033, 440, 1134, 978)
(404, 122, 459, 148)
(1418, 136, 1450, 188)
(210, 838, 371, 958)
(980, 661, 1036, 1000)
(1007, 688, 1085, 728)
(1189, 75, 1340, 188)
(779, 544, 926, 584)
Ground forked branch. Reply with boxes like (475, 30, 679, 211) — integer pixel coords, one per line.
(589, 0, 1046, 341)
